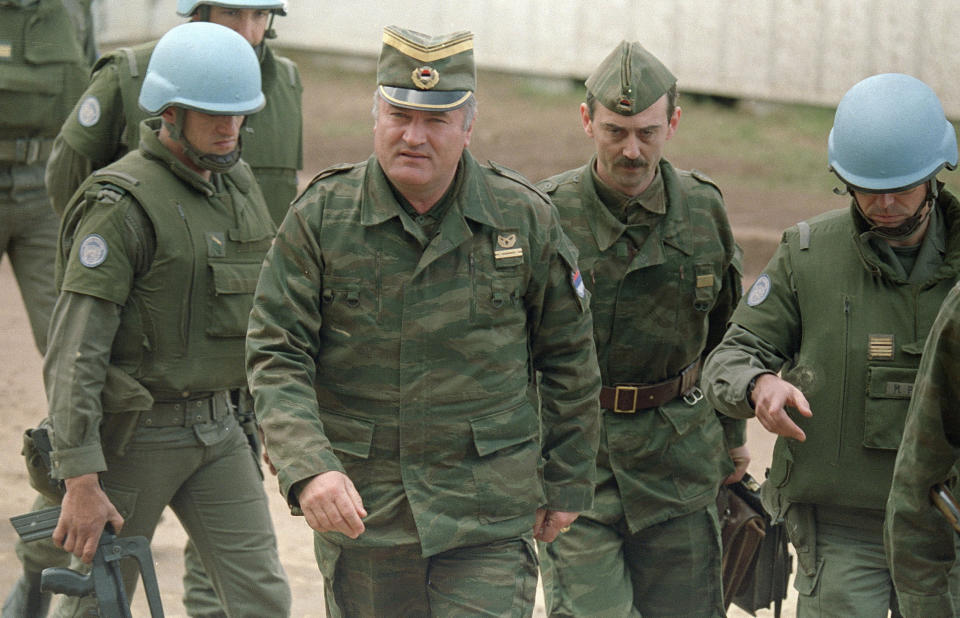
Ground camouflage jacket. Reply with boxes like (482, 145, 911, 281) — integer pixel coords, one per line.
(538, 157, 744, 531)
(885, 282, 960, 618)
(246, 151, 602, 557)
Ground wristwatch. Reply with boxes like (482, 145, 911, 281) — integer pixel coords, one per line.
(746, 374, 761, 409)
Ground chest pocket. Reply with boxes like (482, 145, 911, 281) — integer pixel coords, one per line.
(207, 260, 263, 337)
(471, 270, 524, 326)
(862, 366, 916, 450)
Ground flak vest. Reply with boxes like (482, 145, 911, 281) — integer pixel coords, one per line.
(110, 41, 302, 221)
(0, 0, 89, 143)
(61, 150, 274, 395)
(763, 202, 960, 510)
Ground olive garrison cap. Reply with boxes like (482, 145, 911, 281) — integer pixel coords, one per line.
(377, 25, 475, 111)
(585, 41, 676, 116)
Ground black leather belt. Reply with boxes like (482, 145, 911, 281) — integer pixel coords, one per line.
(139, 391, 232, 427)
(600, 359, 702, 413)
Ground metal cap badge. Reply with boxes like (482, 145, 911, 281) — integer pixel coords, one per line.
(377, 25, 475, 111)
(585, 41, 676, 116)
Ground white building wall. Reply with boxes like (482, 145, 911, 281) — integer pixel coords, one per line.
(92, 0, 960, 117)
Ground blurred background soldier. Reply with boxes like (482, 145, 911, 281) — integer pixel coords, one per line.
(703, 73, 960, 617)
(535, 41, 746, 617)
(46, 0, 303, 226)
(44, 21, 290, 617)
(246, 25, 602, 616)
(885, 282, 960, 616)
(0, 1, 93, 615)
(36, 2, 302, 615)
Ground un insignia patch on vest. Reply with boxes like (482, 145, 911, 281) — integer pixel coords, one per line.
(78, 234, 108, 268)
(746, 274, 771, 307)
(77, 95, 101, 128)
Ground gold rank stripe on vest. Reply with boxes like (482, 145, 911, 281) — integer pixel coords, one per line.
(382, 28, 473, 62)
(495, 248, 524, 260)
(867, 334, 895, 360)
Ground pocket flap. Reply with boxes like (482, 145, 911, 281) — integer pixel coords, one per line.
(866, 366, 917, 400)
(470, 402, 538, 457)
(322, 411, 375, 459)
(210, 261, 261, 295)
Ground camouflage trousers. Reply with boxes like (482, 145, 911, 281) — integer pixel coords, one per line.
(793, 507, 960, 618)
(538, 496, 724, 617)
(51, 412, 290, 618)
(315, 522, 538, 617)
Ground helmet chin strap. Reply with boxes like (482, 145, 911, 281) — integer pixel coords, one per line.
(163, 110, 242, 174)
(853, 179, 936, 241)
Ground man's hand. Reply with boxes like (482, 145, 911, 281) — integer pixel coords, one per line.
(723, 445, 751, 485)
(299, 471, 367, 539)
(534, 508, 579, 542)
(750, 373, 812, 441)
(53, 473, 124, 564)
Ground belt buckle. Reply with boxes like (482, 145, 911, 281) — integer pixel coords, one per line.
(682, 386, 704, 406)
(613, 385, 639, 413)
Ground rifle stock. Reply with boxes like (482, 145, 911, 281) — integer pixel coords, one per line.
(9, 505, 164, 618)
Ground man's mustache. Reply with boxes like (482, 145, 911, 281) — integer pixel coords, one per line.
(614, 156, 647, 169)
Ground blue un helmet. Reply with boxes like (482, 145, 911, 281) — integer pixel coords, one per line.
(176, 0, 287, 17)
(828, 73, 957, 238)
(177, 0, 287, 45)
(139, 22, 264, 172)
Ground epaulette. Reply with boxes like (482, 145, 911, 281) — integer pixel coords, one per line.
(537, 179, 559, 194)
(488, 160, 551, 203)
(86, 182, 128, 206)
(305, 162, 358, 190)
(690, 169, 722, 194)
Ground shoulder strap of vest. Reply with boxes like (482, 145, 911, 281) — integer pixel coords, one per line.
(796, 221, 811, 250)
(275, 55, 298, 87)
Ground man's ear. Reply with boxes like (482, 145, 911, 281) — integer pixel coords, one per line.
(579, 102, 593, 138)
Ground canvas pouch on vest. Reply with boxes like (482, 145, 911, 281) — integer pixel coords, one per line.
(719, 472, 793, 617)
(0, 0, 89, 137)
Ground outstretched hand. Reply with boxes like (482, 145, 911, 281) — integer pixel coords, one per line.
(750, 373, 812, 441)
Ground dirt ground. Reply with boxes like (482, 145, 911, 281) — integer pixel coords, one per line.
(0, 49, 807, 616)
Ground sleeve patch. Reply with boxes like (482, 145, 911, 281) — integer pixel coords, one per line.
(746, 274, 771, 307)
(570, 269, 586, 298)
(78, 234, 109, 268)
(77, 96, 101, 128)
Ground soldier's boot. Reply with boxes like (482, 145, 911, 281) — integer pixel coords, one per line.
(1, 570, 51, 618)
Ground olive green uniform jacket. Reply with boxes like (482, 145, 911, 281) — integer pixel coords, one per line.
(246, 152, 602, 559)
(48, 120, 275, 476)
(47, 39, 303, 224)
(885, 281, 960, 618)
(538, 158, 744, 531)
(1, 0, 92, 352)
(704, 192, 960, 565)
